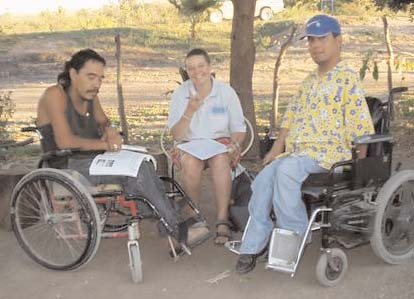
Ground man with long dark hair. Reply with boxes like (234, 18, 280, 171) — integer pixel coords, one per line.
(36, 49, 206, 248)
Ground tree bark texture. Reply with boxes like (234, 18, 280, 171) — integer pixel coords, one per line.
(230, 0, 259, 158)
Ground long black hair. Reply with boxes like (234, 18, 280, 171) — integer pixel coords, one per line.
(57, 49, 106, 90)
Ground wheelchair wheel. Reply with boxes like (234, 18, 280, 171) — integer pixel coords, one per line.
(316, 248, 348, 287)
(10, 168, 101, 270)
(370, 170, 414, 264)
(128, 241, 143, 283)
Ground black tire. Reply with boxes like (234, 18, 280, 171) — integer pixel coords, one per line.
(316, 248, 348, 287)
(259, 7, 273, 21)
(370, 170, 414, 264)
(10, 168, 101, 270)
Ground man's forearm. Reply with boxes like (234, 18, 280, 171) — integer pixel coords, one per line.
(230, 132, 246, 148)
(97, 118, 111, 136)
(271, 128, 288, 155)
(171, 113, 193, 141)
(356, 144, 368, 159)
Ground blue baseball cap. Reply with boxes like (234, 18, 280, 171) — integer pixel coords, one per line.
(299, 14, 341, 40)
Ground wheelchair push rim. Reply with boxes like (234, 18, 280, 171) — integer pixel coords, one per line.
(370, 170, 414, 264)
(10, 168, 101, 271)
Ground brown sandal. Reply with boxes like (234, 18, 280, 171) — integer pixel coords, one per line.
(214, 220, 232, 246)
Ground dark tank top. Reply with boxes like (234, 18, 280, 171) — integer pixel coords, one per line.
(38, 91, 101, 168)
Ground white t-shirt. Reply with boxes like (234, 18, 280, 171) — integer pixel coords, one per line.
(167, 78, 246, 140)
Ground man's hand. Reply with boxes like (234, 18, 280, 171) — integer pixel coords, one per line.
(226, 141, 241, 168)
(186, 93, 203, 115)
(227, 141, 241, 158)
(102, 127, 122, 151)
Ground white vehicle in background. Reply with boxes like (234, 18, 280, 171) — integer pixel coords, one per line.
(209, 0, 284, 23)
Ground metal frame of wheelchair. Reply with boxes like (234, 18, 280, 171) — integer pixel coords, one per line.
(226, 86, 414, 287)
(9, 134, 207, 283)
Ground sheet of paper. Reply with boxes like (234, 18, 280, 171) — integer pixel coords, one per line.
(177, 139, 228, 160)
(121, 144, 148, 153)
(89, 150, 156, 177)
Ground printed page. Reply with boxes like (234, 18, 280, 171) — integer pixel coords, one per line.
(89, 150, 156, 177)
(177, 139, 228, 160)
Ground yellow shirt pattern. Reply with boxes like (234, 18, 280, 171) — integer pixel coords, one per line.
(280, 61, 375, 169)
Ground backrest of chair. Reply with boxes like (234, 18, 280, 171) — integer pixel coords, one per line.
(366, 96, 387, 134)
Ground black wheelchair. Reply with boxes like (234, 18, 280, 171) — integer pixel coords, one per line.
(226, 86, 414, 286)
(9, 133, 209, 283)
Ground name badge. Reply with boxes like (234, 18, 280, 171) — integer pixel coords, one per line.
(211, 106, 225, 114)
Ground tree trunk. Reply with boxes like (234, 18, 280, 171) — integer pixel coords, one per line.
(382, 16, 394, 94)
(115, 34, 129, 143)
(270, 24, 297, 136)
(230, 0, 259, 159)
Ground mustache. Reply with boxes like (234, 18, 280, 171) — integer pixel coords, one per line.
(87, 89, 99, 94)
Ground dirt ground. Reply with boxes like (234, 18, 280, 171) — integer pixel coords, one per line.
(1, 16, 414, 299)
(1, 171, 414, 299)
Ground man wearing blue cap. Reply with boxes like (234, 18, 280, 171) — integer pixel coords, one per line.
(235, 14, 375, 274)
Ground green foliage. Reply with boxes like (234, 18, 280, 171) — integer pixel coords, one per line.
(360, 50, 413, 83)
(168, 0, 217, 13)
(375, 0, 414, 12)
(336, 0, 379, 18)
(0, 91, 15, 142)
(395, 56, 414, 84)
(276, 1, 319, 21)
(0, 4, 182, 34)
(167, 0, 218, 38)
(359, 50, 379, 81)
(255, 20, 295, 49)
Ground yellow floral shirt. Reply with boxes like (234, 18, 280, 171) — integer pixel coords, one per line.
(280, 61, 375, 169)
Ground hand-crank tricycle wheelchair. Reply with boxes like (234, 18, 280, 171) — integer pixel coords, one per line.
(226, 86, 414, 286)
(9, 132, 208, 283)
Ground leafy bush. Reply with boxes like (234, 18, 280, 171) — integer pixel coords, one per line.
(336, 0, 382, 18)
(0, 91, 15, 142)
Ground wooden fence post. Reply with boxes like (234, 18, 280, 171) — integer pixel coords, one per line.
(115, 34, 129, 143)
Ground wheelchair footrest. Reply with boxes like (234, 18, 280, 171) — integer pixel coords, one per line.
(224, 240, 242, 255)
(266, 228, 302, 274)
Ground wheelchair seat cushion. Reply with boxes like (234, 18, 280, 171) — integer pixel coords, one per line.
(301, 172, 352, 200)
(302, 172, 352, 188)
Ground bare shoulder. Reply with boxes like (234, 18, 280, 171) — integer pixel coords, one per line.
(37, 85, 67, 125)
(42, 85, 66, 102)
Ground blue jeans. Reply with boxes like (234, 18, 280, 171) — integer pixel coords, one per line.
(239, 155, 326, 254)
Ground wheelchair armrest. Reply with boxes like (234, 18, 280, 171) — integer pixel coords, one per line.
(41, 148, 104, 161)
(41, 149, 78, 161)
(353, 134, 393, 145)
(328, 160, 353, 176)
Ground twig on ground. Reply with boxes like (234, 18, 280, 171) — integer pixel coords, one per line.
(206, 269, 232, 284)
